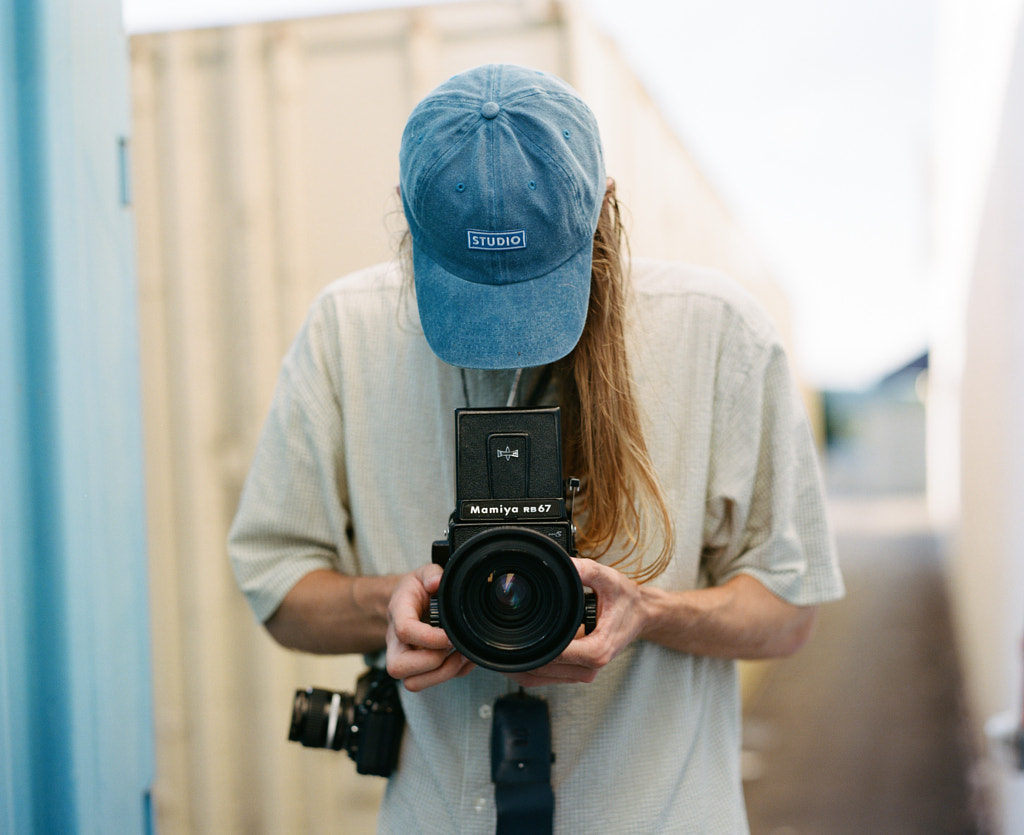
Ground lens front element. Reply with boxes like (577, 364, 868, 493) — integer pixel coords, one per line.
(490, 571, 531, 615)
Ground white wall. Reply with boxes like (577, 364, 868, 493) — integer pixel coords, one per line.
(930, 1, 1024, 829)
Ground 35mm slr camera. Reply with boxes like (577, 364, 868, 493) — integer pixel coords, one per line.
(287, 667, 404, 776)
(430, 407, 597, 673)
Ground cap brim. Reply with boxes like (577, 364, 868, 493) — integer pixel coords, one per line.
(413, 244, 591, 370)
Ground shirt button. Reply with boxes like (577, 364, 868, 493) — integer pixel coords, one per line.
(478, 704, 492, 720)
(474, 797, 488, 813)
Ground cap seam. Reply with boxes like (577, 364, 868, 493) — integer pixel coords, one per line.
(502, 112, 593, 236)
(405, 110, 482, 220)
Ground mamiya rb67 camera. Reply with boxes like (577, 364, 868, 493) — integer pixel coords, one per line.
(287, 667, 404, 776)
(430, 407, 597, 673)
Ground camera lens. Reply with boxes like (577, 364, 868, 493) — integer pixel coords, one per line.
(490, 571, 531, 616)
(435, 528, 584, 673)
(288, 687, 355, 750)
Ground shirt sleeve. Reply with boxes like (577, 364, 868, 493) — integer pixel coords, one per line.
(701, 321, 845, 607)
(227, 295, 357, 623)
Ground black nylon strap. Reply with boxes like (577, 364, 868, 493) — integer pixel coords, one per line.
(494, 783, 554, 835)
(491, 691, 554, 835)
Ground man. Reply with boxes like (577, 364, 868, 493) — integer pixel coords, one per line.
(230, 63, 843, 833)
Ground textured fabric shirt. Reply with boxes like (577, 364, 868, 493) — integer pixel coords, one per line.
(229, 256, 845, 834)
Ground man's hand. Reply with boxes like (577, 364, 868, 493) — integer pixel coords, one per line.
(505, 558, 819, 688)
(385, 563, 475, 691)
(505, 557, 648, 688)
(385, 557, 817, 693)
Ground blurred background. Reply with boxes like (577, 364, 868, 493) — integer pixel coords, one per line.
(2, 0, 1023, 832)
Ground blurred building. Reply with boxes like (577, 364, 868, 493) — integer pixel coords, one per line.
(823, 352, 928, 495)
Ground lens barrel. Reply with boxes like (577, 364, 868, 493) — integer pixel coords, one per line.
(289, 687, 353, 750)
(434, 527, 585, 673)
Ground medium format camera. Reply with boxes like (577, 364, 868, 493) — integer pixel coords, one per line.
(429, 407, 597, 673)
(287, 667, 404, 776)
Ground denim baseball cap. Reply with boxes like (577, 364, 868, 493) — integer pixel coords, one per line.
(399, 64, 606, 369)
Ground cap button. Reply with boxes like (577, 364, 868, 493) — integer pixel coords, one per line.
(481, 101, 500, 120)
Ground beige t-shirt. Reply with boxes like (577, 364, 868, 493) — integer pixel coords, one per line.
(229, 256, 844, 834)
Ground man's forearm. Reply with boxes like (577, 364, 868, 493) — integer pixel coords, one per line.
(266, 566, 815, 664)
(638, 573, 817, 660)
(264, 569, 402, 654)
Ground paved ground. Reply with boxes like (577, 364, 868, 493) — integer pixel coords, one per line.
(742, 495, 989, 835)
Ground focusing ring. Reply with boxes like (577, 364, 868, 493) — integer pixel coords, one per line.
(435, 527, 584, 673)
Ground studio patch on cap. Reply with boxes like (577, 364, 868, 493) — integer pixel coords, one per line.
(467, 229, 527, 251)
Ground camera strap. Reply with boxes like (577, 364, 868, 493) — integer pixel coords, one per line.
(458, 365, 555, 410)
(491, 690, 555, 835)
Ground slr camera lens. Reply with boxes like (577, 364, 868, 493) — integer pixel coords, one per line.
(288, 686, 354, 752)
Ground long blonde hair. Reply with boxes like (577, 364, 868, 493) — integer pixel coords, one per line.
(555, 182, 674, 582)
(396, 183, 674, 582)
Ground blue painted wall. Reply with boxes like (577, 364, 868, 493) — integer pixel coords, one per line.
(0, 0, 155, 832)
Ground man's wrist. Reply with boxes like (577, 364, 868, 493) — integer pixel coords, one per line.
(637, 584, 681, 644)
(351, 573, 402, 623)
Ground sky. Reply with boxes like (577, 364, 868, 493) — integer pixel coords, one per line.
(584, 0, 936, 389)
(123, 0, 937, 389)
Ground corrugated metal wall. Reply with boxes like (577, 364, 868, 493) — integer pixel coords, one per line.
(129, 3, 786, 832)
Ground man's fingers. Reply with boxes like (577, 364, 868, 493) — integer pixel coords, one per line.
(387, 564, 449, 649)
(387, 645, 448, 680)
(508, 654, 601, 687)
(392, 618, 451, 651)
(414, 563, 444, 592)
(572, 556, 615, 591)
(398, 651, 474, 692)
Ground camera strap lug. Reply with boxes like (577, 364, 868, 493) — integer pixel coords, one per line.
(565, 477, 580, 517)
